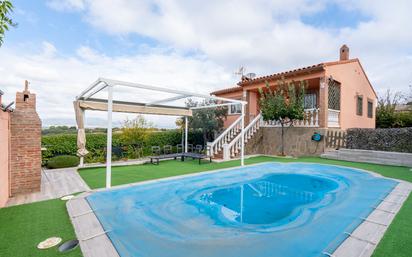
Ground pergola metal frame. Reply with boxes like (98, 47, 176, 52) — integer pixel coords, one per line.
(75, 78, 247, 188)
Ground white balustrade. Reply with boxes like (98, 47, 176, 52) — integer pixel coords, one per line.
(328, 109, 340, 127)
(225, 114, 262, 159)
(208, 116, 242, 156)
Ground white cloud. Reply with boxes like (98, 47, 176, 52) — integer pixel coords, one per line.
(47, 0, 86, 11)
(0, 44, 233, 128)
(45, 1, 412, 91)
(3, 0, 412, 128)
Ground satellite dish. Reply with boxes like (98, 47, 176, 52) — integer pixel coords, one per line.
(245, 73, 256, 79)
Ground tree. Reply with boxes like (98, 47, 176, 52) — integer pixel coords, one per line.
(119, 115, 154, 145)
(376, 89, 402, 128)
(177, 99, 228, 144)
(258, 80, 306, 156)
(0, 0, 17, 47)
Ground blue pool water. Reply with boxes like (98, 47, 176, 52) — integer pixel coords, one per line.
(87, 163, 397, 257)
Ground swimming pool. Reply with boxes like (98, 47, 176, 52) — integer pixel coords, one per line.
(87, 163, 397, 257)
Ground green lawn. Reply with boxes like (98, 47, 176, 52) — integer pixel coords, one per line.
(0, 198, 81, 257)
(1, 156, 411, 257)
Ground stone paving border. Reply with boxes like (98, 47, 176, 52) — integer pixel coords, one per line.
(67, 162, 412, 257)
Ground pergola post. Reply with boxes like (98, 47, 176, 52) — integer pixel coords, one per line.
(106, 85, 113, 188)
(240, 103, 245, 166)
(79, 108, 85, 167)
(184, 116, 188, 153)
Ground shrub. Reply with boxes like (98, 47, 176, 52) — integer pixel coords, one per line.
(42, 130, 204, 164)
(347, 127, 412, 153)
(46, 155, 80, 169)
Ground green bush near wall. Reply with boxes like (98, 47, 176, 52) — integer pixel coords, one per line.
(46, 155, 80, 169)
(41, 130, 204, 164)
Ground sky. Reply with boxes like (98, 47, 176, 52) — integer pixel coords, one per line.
(0, 0, 411, 128)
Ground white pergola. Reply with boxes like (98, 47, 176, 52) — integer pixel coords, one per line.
(75, 78, 247, 188)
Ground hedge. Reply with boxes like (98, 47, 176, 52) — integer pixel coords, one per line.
(347, 127, 412, 153)
(42, 130, 204, 164)
(47, 155, 80, 169)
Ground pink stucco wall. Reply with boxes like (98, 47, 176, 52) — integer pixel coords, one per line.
(0, 111, 10, 207)
(325, 61, 377, 129)
(219, 91, 243, 128)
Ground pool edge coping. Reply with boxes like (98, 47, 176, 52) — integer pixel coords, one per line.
(68, 161, 412, 257)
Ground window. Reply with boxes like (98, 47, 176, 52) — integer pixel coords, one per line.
(367, 100, 373, 118)
(304, 93, 317, 109)
(356, 95, 363, 116)
(229, 103, 242, 115)
(328, 82, 341, 110)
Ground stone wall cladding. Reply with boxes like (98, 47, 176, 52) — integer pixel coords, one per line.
(347, 127, 412, 153)
(9, 88, 42, 195)
(245, 127, 326, 157)
(245, 129, 263, 155)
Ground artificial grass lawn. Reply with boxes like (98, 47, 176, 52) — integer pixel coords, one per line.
(0, 198, 82, 257)
(79, 156, 412, 256)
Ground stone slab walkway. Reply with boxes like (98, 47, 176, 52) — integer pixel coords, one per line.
(6, 167, 90, 207)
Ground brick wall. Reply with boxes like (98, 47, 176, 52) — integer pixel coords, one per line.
(9, 85, 42, 195)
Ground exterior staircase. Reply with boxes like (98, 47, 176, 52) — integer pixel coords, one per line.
(208, 114, 262, 160)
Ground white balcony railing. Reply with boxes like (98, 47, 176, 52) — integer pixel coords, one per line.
(328, 109, 340, 127)
(260, 108, 319, 127)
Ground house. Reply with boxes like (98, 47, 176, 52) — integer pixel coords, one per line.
(395, 103, 412, 113)
(208, 45, 377, 159)
(212, 45, 377, 130)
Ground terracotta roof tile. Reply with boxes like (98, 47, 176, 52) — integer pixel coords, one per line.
(210, 86, 242, 95)
(211, 58, 363, 96)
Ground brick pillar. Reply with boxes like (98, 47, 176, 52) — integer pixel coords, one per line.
(10, 81, 42, 195)
(318, 77, 329, 128)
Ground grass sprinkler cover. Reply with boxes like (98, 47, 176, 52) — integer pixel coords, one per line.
(87, 163, 397, 257)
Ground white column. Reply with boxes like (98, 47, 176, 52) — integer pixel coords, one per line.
(184, 116, 188, 153)
(240, 103, 245, 166)
(106, 85, 113, 188)
(79, 108, 85, 167)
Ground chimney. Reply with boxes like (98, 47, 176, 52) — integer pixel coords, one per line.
(340, 44, 349, 61)
(10, 80, 42, 195)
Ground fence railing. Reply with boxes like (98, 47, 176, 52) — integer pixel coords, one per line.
(260, 108, 319, 127)
(325, 129, 347, 149)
